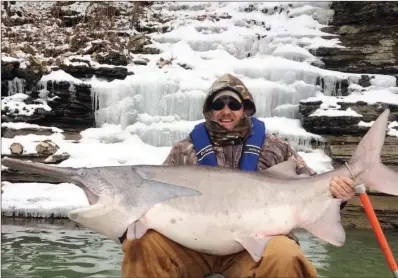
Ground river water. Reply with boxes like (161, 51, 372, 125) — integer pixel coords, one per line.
(1, 218, 398, 278)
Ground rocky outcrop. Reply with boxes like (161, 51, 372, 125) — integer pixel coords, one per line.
(1, 1, 162, 91)
(300, 2, 398, 230)
(341, 194, 398, 230)
(313, 1, 398, 75)
(299, 101, 398, 135)
(324, 135, 398, 166)
(58, 63, 133, 81)
(1, 56, 47, 96)
(1, 1, 164, 131)
(2, 80, 95, 131)
(299, 99, 398, 177)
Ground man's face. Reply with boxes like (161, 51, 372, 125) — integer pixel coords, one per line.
(210, 96, 245, 130)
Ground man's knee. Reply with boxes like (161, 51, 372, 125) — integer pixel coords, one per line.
(259, 235, 317, 278)
(122, 230, 180, 277)
(263, 235, 305, 262)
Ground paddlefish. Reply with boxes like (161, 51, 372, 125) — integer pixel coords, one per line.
(2, 109, 398, 262)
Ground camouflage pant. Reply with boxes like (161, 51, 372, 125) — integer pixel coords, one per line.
(121, 230, 317, 278)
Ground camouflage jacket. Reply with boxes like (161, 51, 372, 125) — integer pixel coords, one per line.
(163, 134, 317, 177)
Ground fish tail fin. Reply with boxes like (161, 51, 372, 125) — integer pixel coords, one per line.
(348, 109, 398, 196)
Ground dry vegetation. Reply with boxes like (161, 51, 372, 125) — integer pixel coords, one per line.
(1, 1, 166, 64)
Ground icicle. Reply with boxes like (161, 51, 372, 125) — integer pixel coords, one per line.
(7, 77, 25, 96)
(273, 104, 299, 119)
(163, 91, 206, 121)
(91, 76, 181, 127)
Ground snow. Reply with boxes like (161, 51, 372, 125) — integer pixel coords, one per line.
(1, 1, 397, 218)
(2, 93, 52, 116)
(357, 120, 398, 137)
(2, 133, 65, 155)
(370, 75, 397, 88)
(2, 122, 63, 133)
(358, 120, 374, 127)
(302, 87, 398, 107)
(298, 149, 334, 174)
(39, 69, 84, 85)
(272, 44, 317, 63)
(1, 182, 89, 218)
(388, 122, 398, 137)
(309, 107, 362, 117)
(1, 56, 22, 62)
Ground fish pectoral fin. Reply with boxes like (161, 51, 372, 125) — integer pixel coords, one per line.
(126, 218, 149, 240)
(302, 199, 345, 246)
(235, 234, 273, 262)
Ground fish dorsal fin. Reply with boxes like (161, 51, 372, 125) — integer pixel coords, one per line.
(261, 159, 302, 179)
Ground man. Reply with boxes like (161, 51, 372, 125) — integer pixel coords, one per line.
(122, 73, 355, 278)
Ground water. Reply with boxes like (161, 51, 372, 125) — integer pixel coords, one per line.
(2, 219, 398, 278)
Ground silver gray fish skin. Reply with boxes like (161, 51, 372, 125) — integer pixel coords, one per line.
(2, 109, 397, 262)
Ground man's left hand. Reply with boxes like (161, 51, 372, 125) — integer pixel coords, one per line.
(329, 176, 355, 201)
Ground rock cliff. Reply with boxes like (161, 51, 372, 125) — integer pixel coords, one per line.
(300, 1, 398, 229)
(313, 1, 398, 76)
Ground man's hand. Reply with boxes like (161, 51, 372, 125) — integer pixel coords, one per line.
(329, 176, 355, 201)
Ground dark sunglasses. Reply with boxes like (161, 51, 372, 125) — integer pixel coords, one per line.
(210, 97, 243, 111)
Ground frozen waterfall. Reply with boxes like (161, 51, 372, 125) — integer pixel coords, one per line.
(88, 1, 354, 150)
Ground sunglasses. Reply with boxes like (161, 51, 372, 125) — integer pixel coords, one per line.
(210, 97, 243, 111)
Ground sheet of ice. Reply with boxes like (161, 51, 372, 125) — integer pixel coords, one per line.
(126, 118, 204, 147)
(272, 44, 317, 62)
(259, 117, 324, 151)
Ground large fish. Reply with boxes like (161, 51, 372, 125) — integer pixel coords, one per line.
(2, 109, 398, 262)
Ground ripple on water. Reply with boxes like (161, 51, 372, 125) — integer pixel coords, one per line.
(1, 224, 123, 277)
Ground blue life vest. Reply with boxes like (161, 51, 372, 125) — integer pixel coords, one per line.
(189, 117, 266, 171)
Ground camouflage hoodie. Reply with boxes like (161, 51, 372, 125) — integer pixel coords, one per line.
(163, 73, 316, 177)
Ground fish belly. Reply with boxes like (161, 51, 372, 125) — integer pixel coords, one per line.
(142, 201, 296, 256)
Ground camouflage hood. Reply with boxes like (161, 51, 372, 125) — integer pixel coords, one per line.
(200, 74, 256, 146)
(203, 73, 256, 117)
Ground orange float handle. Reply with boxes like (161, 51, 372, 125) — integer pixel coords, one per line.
(355, 183, 398, 278)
